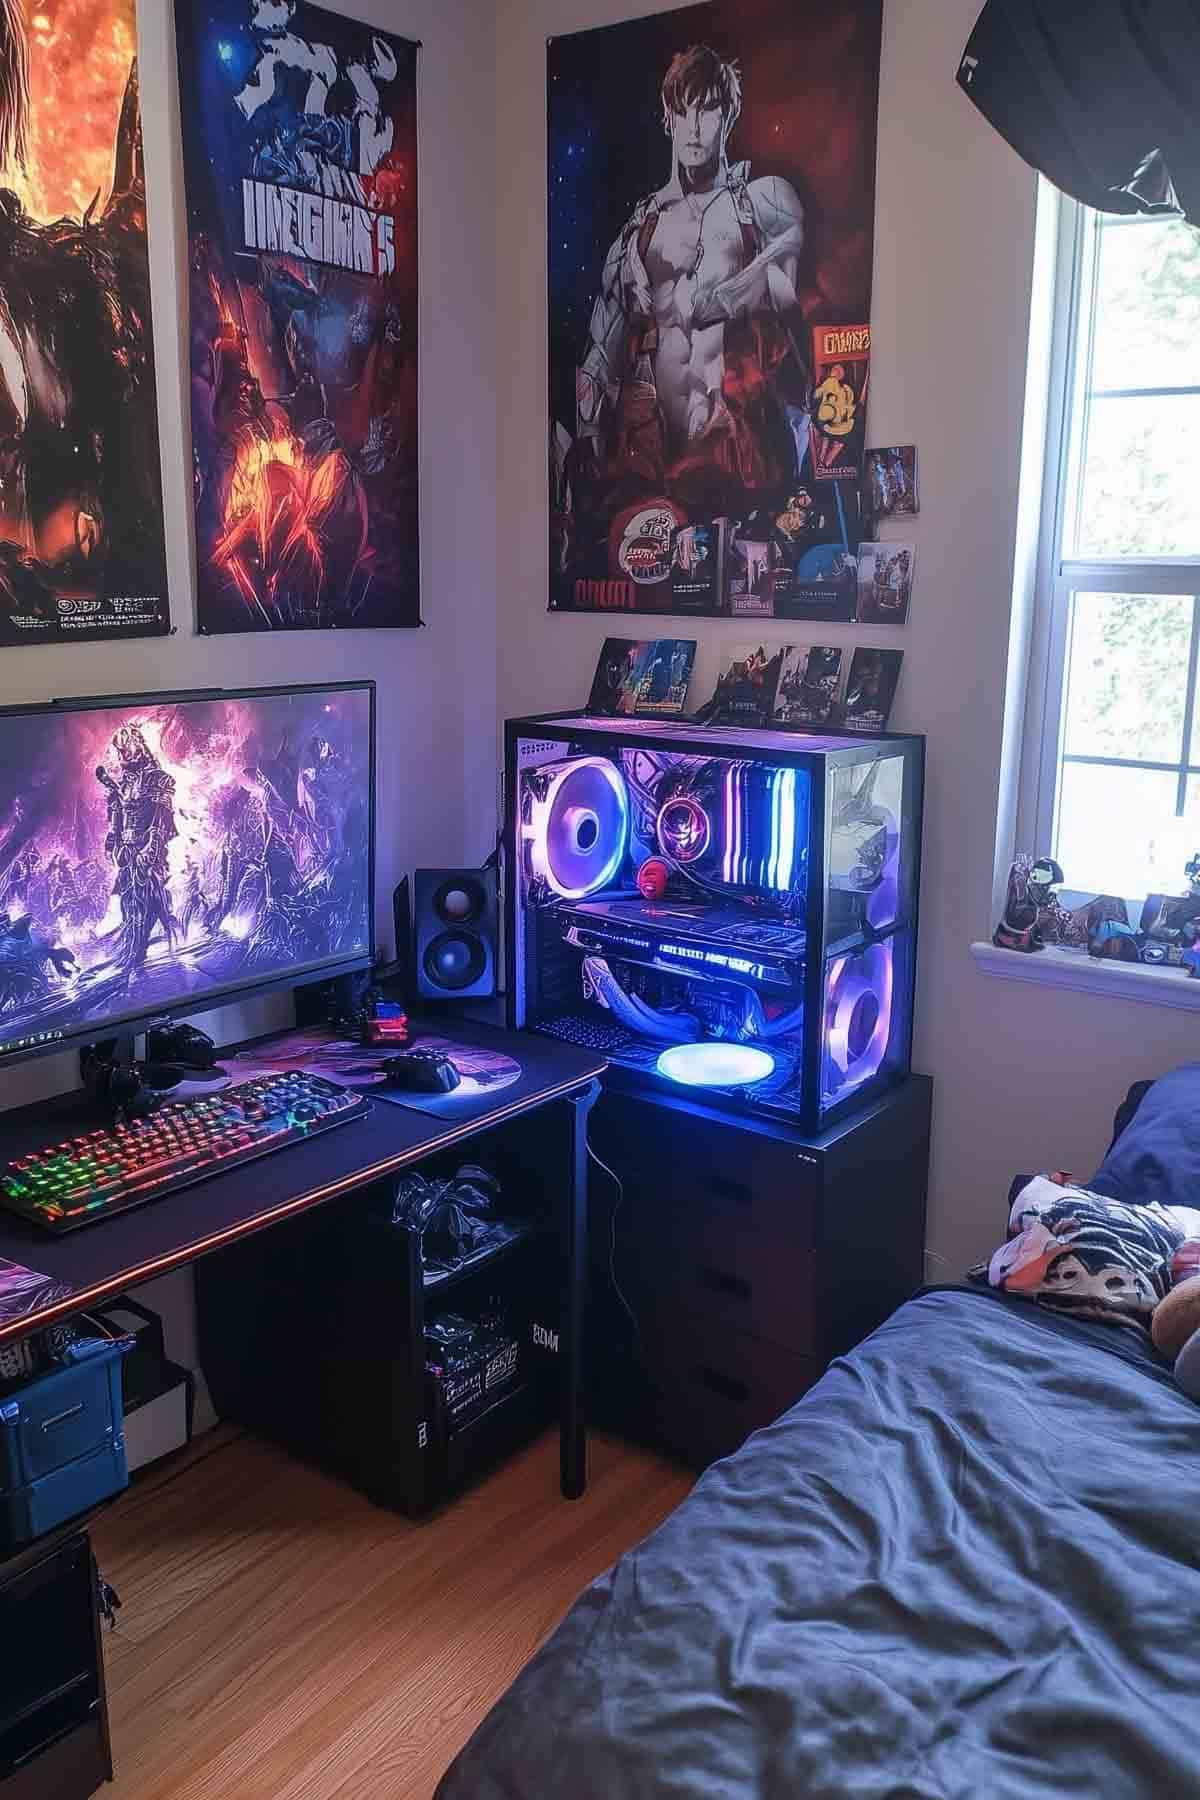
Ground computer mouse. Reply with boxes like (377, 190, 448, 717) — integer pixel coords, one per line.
(381, 1049, 462, 1094)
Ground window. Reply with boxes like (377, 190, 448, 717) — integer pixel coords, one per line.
(1030, 202, 1200, 908)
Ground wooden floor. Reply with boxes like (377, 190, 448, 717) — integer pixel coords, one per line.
(89, 1427, 693, 1800)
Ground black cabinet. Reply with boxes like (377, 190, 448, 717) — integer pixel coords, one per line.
(587, 1074, 931, 1467)
(197, 1103, 577, 1517)
(0, 1532, 111, 1798)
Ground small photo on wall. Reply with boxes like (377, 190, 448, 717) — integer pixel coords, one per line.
(773, 646, 844, 727)
(865, 446, 919, 518)
(856, 543, 915, 624)
(843, 647, 903, 734)
(587, 638, 696, 717)
(694, 644, 785, 727)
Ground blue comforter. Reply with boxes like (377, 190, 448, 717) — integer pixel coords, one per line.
(437, 1287, 1200, 1799)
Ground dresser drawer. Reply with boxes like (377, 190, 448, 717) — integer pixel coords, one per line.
(592, 1092, 819, 1244)
(641, 1315, 817, 1468)
(595, 1211, 815, 1355)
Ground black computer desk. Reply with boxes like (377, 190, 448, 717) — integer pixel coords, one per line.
(0, 1017, 605, 1501)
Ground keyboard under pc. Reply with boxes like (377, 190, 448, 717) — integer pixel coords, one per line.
(0, 1072, 369, 1234)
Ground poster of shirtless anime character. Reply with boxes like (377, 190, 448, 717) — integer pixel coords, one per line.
(175, 0, 418, 632)
(548, 0, 882, 619)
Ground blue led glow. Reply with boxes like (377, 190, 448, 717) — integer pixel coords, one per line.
(656, 1043, 777, 1088)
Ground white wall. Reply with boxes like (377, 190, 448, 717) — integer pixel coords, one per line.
(495, 0, 1200, 1274)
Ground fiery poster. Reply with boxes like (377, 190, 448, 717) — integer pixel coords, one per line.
(0, 0, 169, 646)
(549, 0, 881, 620)
(175, 0, 419, 632)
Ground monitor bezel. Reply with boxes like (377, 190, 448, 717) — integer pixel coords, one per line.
(0, 679, 377, 1069)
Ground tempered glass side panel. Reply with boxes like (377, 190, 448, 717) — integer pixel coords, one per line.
(824, 753, 907, 947)
(819, 744, 919, 1121)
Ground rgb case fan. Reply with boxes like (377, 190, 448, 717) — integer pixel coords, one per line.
(523, 757, 630, 899)
(822, 941, 894, 1099)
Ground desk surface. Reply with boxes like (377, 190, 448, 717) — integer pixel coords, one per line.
(0, 1019, 605, 1347)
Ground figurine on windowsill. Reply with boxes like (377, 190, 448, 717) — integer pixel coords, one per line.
(994, 854, 1066, 952)
(1136, 852, 1200, 968)
(1086, 896, 1140, 960)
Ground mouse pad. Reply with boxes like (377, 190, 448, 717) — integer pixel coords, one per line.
(231, 1030, 523, 1120)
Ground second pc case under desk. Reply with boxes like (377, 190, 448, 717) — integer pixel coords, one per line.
(507, 714, 924, 1134)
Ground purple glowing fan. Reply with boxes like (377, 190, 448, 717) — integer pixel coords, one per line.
(823, 940, 894, 1094)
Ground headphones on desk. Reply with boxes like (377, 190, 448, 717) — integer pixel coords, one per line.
(81, 1023, 226, 1124)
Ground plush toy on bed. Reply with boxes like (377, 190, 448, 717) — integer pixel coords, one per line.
(980, 1174, 1185, 1332)
(976, 1172, 1200, 1398)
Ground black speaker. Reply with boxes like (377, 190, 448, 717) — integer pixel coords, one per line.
(414, 867, 498, 1000)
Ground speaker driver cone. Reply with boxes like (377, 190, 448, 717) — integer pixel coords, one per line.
(424, 930, 488, 992)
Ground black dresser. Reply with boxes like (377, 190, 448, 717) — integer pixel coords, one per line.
(587, 1075, 932, 1468)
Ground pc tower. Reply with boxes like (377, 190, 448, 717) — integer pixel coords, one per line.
(506, 713, 923, 1134)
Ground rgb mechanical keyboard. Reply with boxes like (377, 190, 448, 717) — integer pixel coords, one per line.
(0, 1072, 369, 1234)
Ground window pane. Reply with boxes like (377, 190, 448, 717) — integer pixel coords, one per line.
(1056, 763, 1187, 898)
(1075, 392, 1200, 558)
(1063, 591, 1192, 762)
(1091, 217, 1200, 393)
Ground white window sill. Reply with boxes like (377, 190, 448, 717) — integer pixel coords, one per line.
(970, 941, 1200, 1012)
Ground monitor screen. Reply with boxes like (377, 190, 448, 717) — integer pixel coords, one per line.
(0, 683, 374, 1062)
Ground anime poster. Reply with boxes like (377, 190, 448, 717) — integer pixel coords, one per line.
(0, 0, 170, 646)
(548, 0, 881, 619)
(0, 689, 371, 1055)
(174, 0, 419, 632)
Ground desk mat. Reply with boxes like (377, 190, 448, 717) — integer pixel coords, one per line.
(0, 1257, 76, 1329)
(230, 1029, 523, 1122)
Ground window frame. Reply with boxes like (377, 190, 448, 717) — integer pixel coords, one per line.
(1020, 197, 1200, 894)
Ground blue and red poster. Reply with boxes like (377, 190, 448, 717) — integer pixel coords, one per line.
(175, 0, 419, 632)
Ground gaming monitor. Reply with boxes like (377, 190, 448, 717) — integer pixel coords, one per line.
(0, 682, 375, 1065)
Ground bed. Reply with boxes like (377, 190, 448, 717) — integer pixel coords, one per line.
(437, 1079, 1200, 1799)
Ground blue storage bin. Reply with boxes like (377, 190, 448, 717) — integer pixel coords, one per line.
(0, 1337, 131, 1551)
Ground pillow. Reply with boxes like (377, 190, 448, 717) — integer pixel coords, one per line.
(975, 1174, 1186, 1337)
(1089, 1062, 1200, 1214)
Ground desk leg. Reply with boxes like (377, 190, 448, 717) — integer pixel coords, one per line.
(562, 1079, 601, 1500)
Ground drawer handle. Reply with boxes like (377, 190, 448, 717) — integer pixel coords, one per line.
(700, 1265, 752, 1304)
(40, 1403, 85, 1432)
(697, 1366, 748, 1405)
(709, 1175, 752, 1208)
